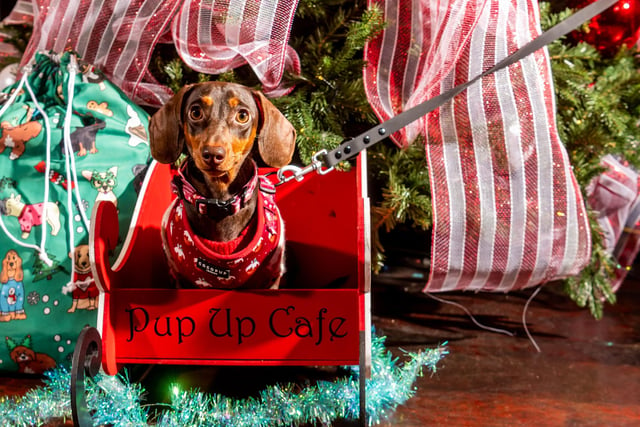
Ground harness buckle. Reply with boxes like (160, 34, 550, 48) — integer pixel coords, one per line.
(195, 198, 235, 217)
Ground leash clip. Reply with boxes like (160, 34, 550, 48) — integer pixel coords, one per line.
(276, 149, 334, 186)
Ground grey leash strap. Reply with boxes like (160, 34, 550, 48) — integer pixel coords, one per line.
(315, 0, 620, 169)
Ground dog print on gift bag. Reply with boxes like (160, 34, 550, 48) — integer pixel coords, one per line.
(59, 118, 106, 157)
(86, 100, 113, 117)
(79, 61, 106, 90)
(0, 106, 42, 161)
(5, 335, 56, 374)
(0, 250, 26, 322)
(64, 245, 98, 312)
(0, 193, 61, 239)
(82, 166, 118, 208)
(125, 105, 148, 147)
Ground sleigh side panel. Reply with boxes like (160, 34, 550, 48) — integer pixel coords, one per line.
(91, 161, 175, 373)
(91, 161, 175, 292)
(274, 160, 365, 290)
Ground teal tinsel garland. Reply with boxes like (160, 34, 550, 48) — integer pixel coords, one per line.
(0, 335, 447, 426)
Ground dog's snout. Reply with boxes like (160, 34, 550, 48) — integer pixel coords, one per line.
(202, 146, 226, 166)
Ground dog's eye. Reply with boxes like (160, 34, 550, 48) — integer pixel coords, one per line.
(189, 105, 204, 121)
(235, 109, 250, 124)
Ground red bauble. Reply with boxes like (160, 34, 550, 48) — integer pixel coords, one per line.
(569, 0, 640, 53)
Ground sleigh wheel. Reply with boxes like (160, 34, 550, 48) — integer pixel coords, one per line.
(70, 326, 102, 427)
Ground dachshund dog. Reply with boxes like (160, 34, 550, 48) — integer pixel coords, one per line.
(59, 118, 106, 156)
(1, 249, 26, 321)
(149, 82, 296, 289)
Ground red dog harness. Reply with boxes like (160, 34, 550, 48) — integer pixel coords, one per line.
(161, 164, 284, 289)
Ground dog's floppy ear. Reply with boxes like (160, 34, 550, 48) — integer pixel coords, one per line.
(150, 85, 193, 164)
(15, 254, 23, 282)
(252, 91, 296, 168)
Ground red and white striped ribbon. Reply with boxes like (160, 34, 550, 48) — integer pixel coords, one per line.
(171, 0, 300, 97)
(364, 0, 592, 292)
(13, 0, 299, 105)
(19, 0, 180, 106)
(588, 155, 638, 254)
(588, 155, 640, 291)
(611, 195, 640, 291)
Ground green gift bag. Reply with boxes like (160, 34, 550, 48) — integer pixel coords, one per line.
(0, 51, 150, 373)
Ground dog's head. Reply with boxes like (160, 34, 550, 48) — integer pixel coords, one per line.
(149, 82, 296, 187)
(1, 249, 23, 283)
(70, 244, 91, 274)
(10, 345, 35, 364)
(3, 193, 23, 217)
(81, 166, 118, 194)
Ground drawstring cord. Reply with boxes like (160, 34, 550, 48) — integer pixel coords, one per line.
(62, 53, 92, 293)
(23, 67, 54, 267)
(0, 64, 53, 267)
(63, 54, 91, 231)
(0, 52, 92, 287)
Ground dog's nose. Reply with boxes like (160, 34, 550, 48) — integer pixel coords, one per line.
(202, 146, 226, 166)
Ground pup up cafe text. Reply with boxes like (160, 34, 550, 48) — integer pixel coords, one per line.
(107, 289, 361, 364)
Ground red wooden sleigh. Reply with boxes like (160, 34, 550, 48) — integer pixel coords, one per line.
(70, 154, 372, 425)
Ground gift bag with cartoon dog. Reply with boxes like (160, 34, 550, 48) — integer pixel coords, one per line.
(0, 51, 150, 373)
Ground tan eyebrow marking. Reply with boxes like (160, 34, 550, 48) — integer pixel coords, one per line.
(228, 97, 240, 108)
(202, 96, 213, 106)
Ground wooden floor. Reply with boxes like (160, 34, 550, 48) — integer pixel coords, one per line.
(2, 271, 639, 426)
(374, 278, 640, 426)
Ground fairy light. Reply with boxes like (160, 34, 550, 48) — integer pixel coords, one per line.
(172, 385, 180, 397)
